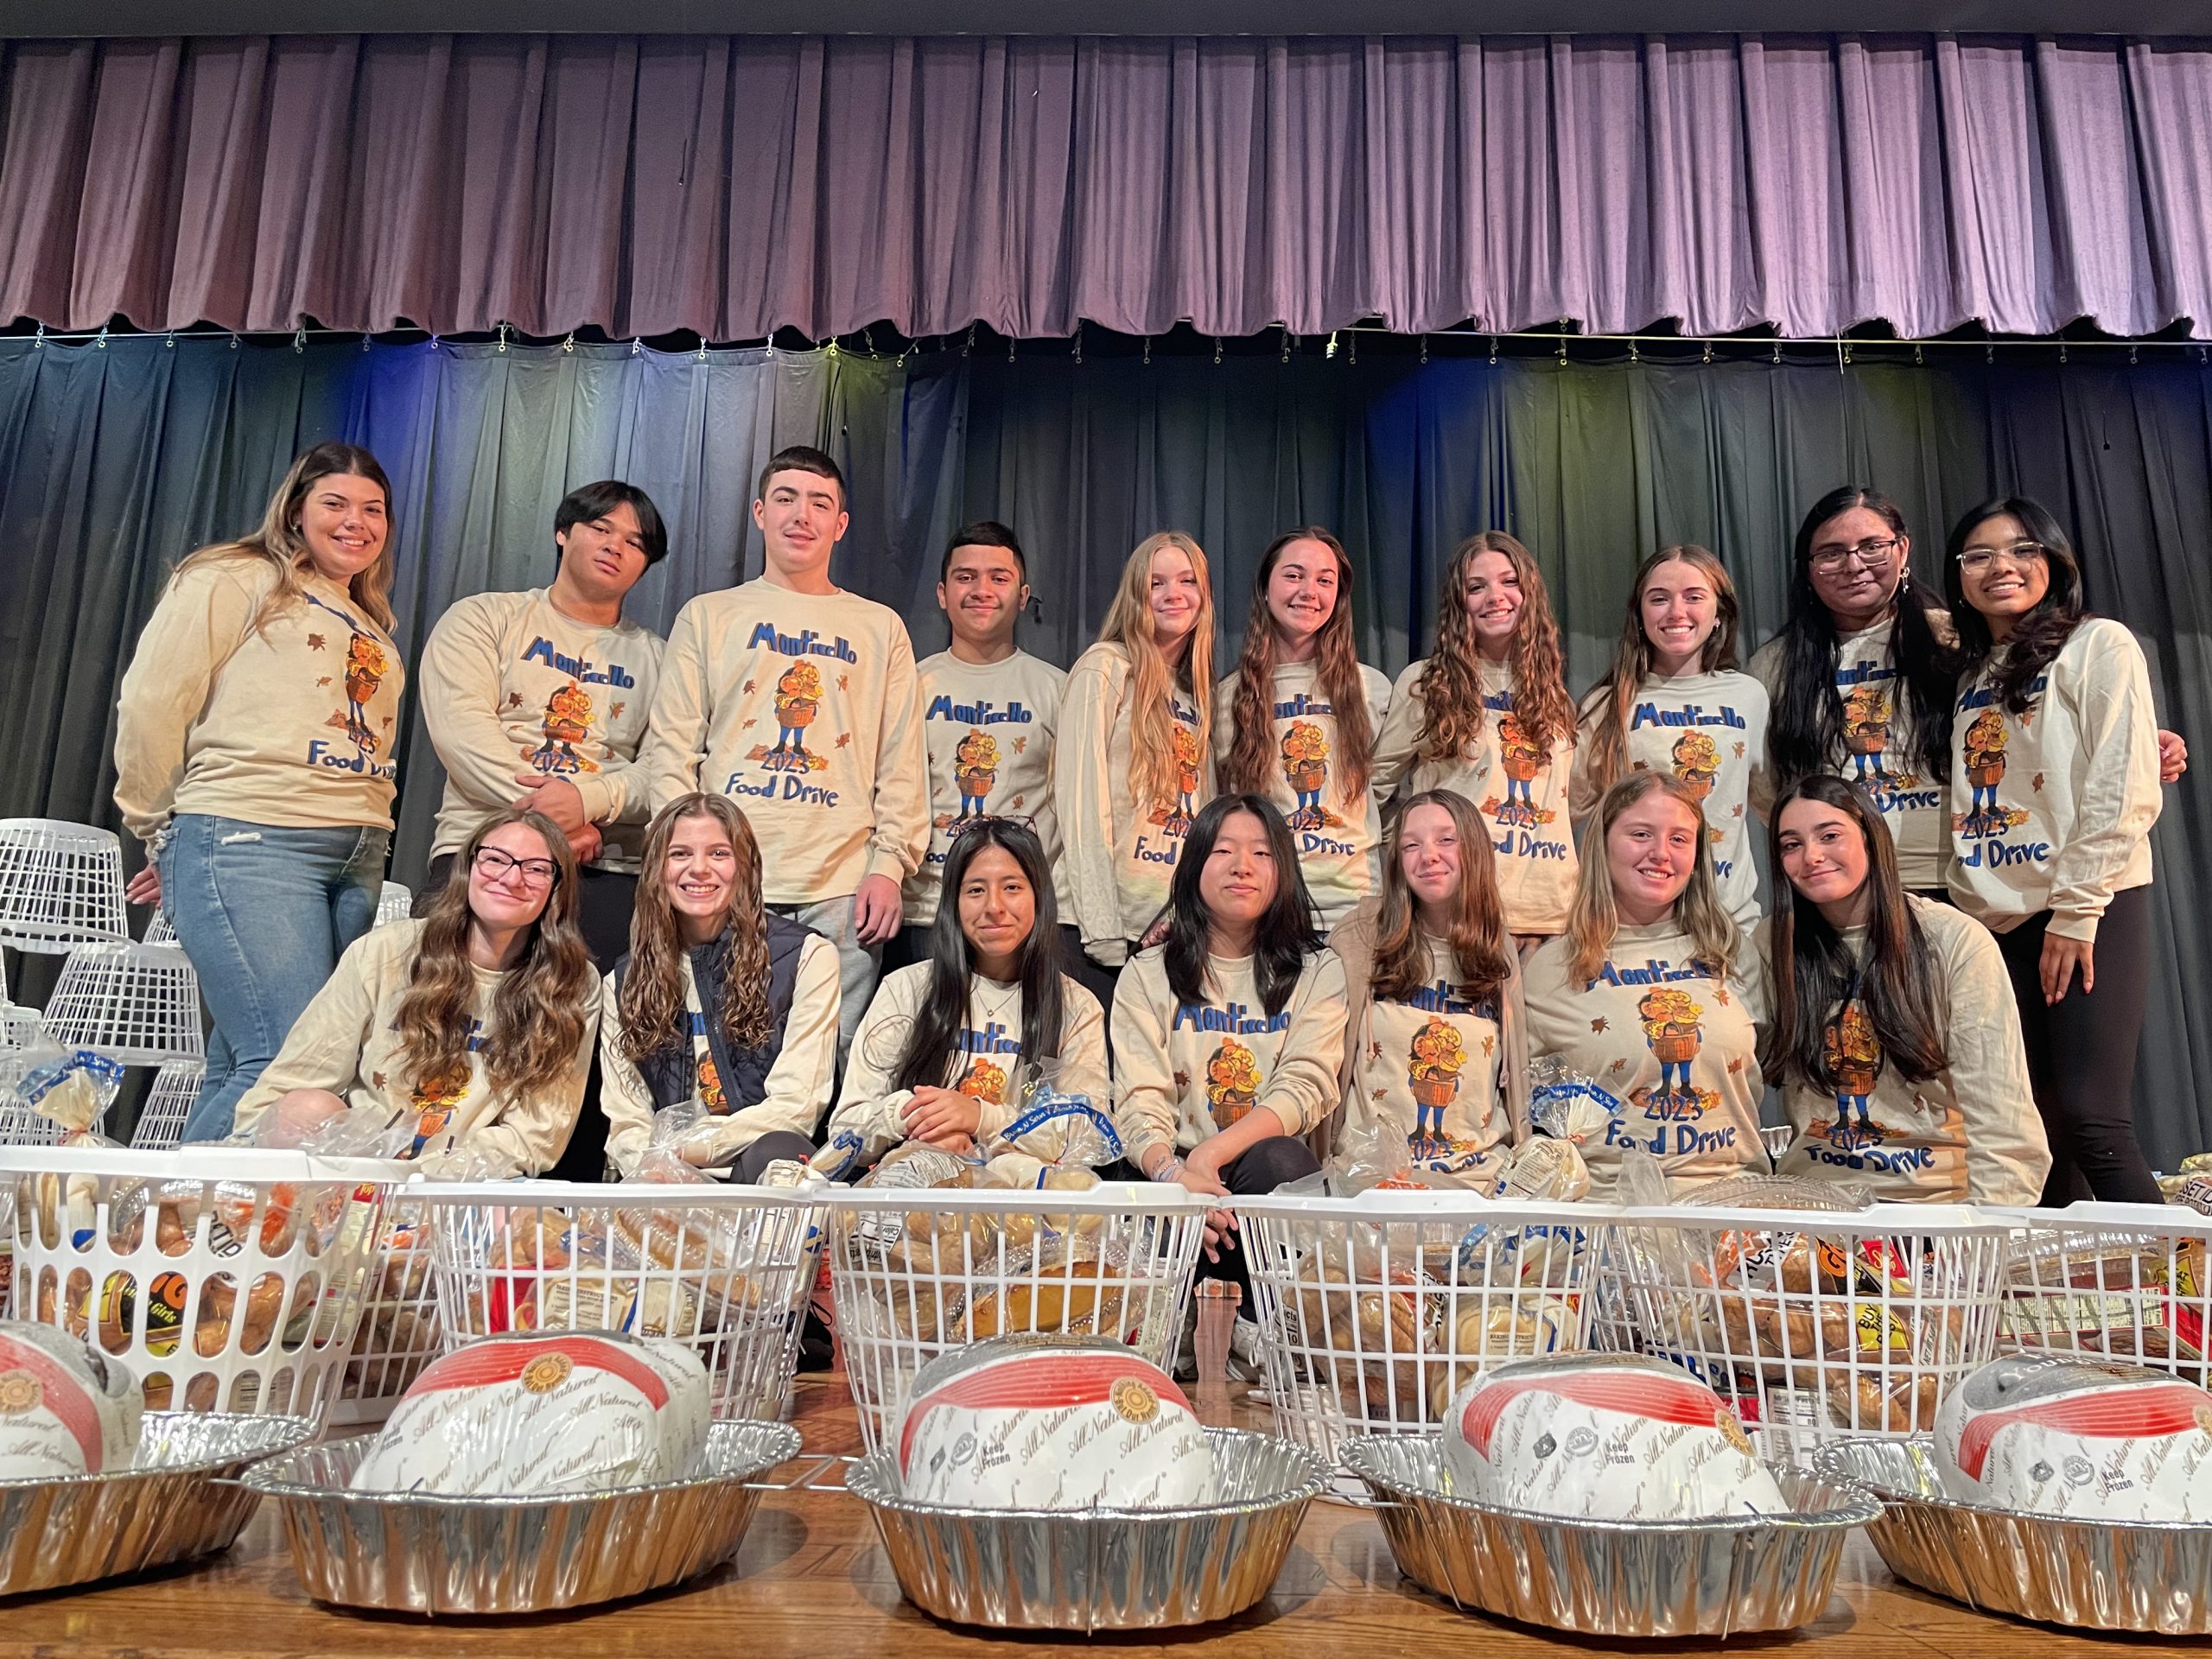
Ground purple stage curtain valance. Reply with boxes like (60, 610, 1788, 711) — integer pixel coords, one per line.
(3, 32, 2209, 342)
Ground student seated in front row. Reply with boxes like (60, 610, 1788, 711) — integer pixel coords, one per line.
(1113, 794, 1348, 1299)
(818, 818, 1110, 1179)
(600, 793, 841, 1180)
(226, 808, 601, 1175)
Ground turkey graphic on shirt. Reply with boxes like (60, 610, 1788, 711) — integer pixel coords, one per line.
(1205, 1038, 1262, 1130)
(407, 1071, 469, 1157)
(1147, 720, 1204, 832)
(754, 659, 826, 772)
(1280, 721, 1341, 830)
(529, 682, 596, 776)
(948, 730, 999, 824)
(1841, 683, 1916, 787)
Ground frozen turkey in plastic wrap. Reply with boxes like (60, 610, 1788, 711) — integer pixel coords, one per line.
(1440, 1351, 1784, 1519)
(349, 1331, 710, 1497)
(1935, 1354, 2212, 1521)
(0, 1322, 143, 1480)
(897, 1335, 1216, 1510)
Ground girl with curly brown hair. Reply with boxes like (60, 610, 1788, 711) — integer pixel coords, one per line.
(227, 807, 599, 1174)
(599, 793, 842, 1179)
(1371, 531, 1580, 944)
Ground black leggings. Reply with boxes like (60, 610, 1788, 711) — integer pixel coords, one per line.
(1995, 885, 2161, 1205)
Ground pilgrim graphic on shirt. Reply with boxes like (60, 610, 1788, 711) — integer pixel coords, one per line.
(529, 683, 596, 776)
(404, 1020, 487, 1155)
(1637, 988, 1718, 1125)
(1955, 703, 2031, 838)
(1280, 721, 1340, 830)
(1815, 1002, 1887, 1150)
(1145, 706, 1205, 835)
(1670, 730, 1719, 804)
(1406, 1016, 1468, 1156)
(950, 731, 1000, 822)
(755, 659, 827, 772)
(1841, 685, 1899, 785)
(343, 636, 388, 752)
(1484, 710, 1553, 828)
(1205, 1038, 1262, 1129)
(957, 1056, 1009, 1101)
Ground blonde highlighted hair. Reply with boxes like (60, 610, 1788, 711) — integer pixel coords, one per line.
(1417, 531, 1573, 768)
(172, 442, 397, 637)
(1577, 545, 1740, 802)
(620, 795, 777, 1063)
(1561, 773, 1739, 989)
(1096, 531, 1216, 816)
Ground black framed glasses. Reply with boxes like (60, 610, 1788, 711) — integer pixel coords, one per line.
(474, 845, 560, 889)
(1808, 536, 1904, 573)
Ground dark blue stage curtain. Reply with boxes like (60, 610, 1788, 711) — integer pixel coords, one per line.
(3, 334, 2207, 1165)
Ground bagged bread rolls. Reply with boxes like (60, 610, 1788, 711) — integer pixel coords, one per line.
(0, 1323, 142, 1479)
(350, 1332, 710, 1497)
(897, 1336, 1215, 1510)
(950, 1236, 1133, 1345)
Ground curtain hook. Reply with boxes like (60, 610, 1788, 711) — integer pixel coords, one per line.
(96, 322, 110, 350)
(1325, 330, 1338, 360)
(1072, 321, 1083, 365)
(1212, 337, 1223, 366)
(33, 321, 44, 348)
(1771, 341, 1781, 365)
(1913, 342, 1923, 365)
(230, 332, 241, 350)
(861, 327, 874, 356)
(561, 332, 575, 354)
(1559, 334, 1569, 365)
(1700, 341, 1713, 365)
(631, 337, 642, 356)
(1488, 334, 1498, 365)
(1141, 334, 1151, 366)
(2129, 344, 2139, 365)
(1629, 340, 1641, 365)
(361, 334, 371, 353)
(963, 323, 976, 359)
(1420, 335, 1428, 365)
(292, 325, 305, 354)
(2058, 342, 2068, 366)
(164, 329, 175, 350)
(697, 334, 709, 360)
(1986, 343, 1994, 365)
(495, 321, 509, 354)
(1346, 331, 1356, 365)
(1280, 327, 1292, 365)
(1007, 335, 1015, 363)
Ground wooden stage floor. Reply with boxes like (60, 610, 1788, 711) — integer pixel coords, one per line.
(1, 1370, 2196, 1657)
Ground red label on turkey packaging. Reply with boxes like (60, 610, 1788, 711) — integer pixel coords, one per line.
(1954, 1382, 2211, 1481)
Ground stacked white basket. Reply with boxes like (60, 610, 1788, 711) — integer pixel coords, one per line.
(1587, 1199, 2012, 1459)
(0, 820, 129, 953)
(373, 881, 413, 928)
(0, 1145, 411, 1421)
(1233, 1192, 1611, 1463)
(1997, 1200, 2211, 1384)
(130, 1060, 206, 1150)
(421, 1180, 830, 1423)
(825, 1183, 1209, 1450)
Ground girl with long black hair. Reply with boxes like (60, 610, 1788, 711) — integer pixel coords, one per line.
(820, 818, 1109, 1175)
(1944, 498, 2164, 1204)
(1113, 795, 1348, 1267)
(1760, 775, 2046, 1204)
(1748, 486, 1961, 895)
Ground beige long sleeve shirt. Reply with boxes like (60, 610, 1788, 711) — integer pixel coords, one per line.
(1747, 615, 1953, 891)
(597, 940, 842, 1176)
(1760, 898, 2049, 1205)
(639, 580, 929, 905)
(114, 558, 404, 842)
(1109, 946, 1349, 1166)
(904, 650, 1073, 926)
(1573, 670, 1769, 925)
(231, 919, 594, 1176)
(1370, 657, 1580, 935)
(817, 965, 1112, 1176)
(1947, 618, 2162, 942)
(418, 588, 664, 869)
(1213, 660, 1393, 927)
(1054, 644, 1211, 961)
(1522, 918, 1768, 1194)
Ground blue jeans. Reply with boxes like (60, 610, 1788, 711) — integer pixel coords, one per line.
(159, 814, 388, 1142)
(766, 894, 881, 1057)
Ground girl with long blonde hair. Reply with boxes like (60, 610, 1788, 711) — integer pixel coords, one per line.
(600, 794, 843, 1179)
(1217, 529, 1392, 927)
(1328, 791, 1530, 1179)
(1522, 773, 1765, 1194)
(228, 808, 599, 1175)
(1573, 545, 1769, 925)
(1055, 532, 1217, 982)
(116, 441, 407, 1141)
(1371, 531, 1579, 944)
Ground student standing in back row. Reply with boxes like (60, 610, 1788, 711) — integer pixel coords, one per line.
(640, 447, 929, 1051)
(891, 523, 1072, 982)
(1056, 533, 1217, 1001)
(114, 442, 407, 1143)
(1215, 529, 1392, 930)
(416, 480, 668, 971)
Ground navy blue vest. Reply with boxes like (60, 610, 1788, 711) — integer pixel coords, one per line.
(615, 913, 817, 1115)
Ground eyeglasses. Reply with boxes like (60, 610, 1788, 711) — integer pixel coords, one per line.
(474, 846, 560, 889)
(1955, 540, 2047, 574)
(1808, 537, 1904, 573)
